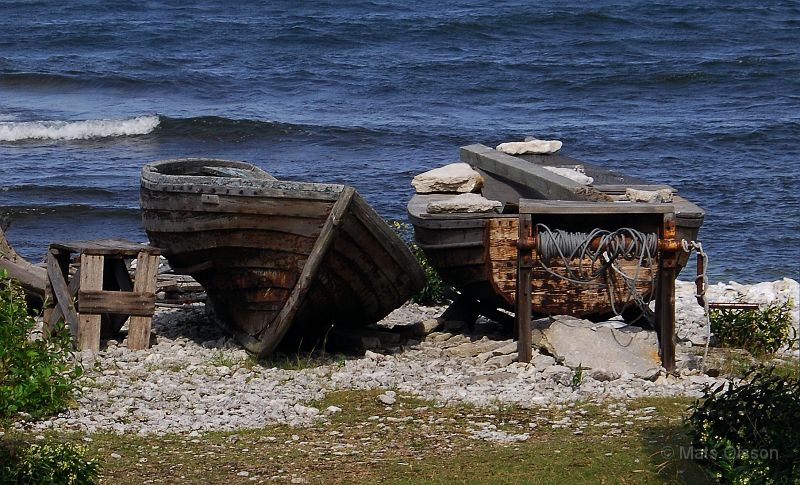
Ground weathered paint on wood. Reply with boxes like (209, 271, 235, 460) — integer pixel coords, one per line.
(128, 252, 159, 350)
(141, 159, 426, 356)
(77, 254, 104, 351)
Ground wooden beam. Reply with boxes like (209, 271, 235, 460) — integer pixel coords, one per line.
(520, 199, 675, 215)
(516, 215, 533, 363)
(78, 255, 104, 352)
(46, 250, 79, 337)
(460, 144, 589, 201)
(127, 252, 159, 350)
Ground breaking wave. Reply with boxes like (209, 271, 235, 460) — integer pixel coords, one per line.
(0, 115, 160, 141)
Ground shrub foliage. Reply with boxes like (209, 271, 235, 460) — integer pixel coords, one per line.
(0, 270, 83, 421)
(687, 368, 800, 484)
(0, 440, 99, 484)
(390, 221, 446, 304)
(710, 300, 796, 356)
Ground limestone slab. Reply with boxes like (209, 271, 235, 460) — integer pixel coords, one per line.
(412, 163, 483, 194)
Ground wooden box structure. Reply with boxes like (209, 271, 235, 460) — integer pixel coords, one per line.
(516, 200, 681, 371)
(44, 239, 160, 351)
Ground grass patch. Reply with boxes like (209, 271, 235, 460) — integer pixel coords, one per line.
(2, 391, 712, 484)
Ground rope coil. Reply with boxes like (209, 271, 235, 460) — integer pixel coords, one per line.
(534, 224, 659, 323)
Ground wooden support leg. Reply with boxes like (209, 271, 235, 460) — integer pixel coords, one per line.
(78, 254, 104, 352)
(516, 215, 533, 363)
(656, 213, 678, 372)
(45, 249, 80, 340)
(127, 252, 159, 350)
(656, 263, 677, 372)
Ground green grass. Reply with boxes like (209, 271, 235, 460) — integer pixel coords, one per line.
(2, 391, 713, 484)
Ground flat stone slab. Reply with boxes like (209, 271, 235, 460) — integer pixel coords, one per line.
(412, 163, 483, 194)
(496, 139, 562, 155)
(426, 193, 502, 214)
(531, 316, 662, 380)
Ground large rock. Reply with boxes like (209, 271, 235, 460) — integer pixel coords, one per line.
(531, 316, 661, 380)
(412, 163, 483, 194)
(496, 139, 562, 155)
(426, 193, 502, 214)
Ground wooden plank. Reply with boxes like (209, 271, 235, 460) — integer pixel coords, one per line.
(255, 187, 356, 356)
(46, 250, 79, 337)
(460, 144, 591, 201)
(77, 291, 156, 316)
(49, 240, 160, 256)
(128, 253, 159, 350)
(141, 211, 326, 237)
(46, 267, 81, 331)
(0, 227, 47, 302)
(78, 254, 103, 352)
(141, 189, 336, 219)
(516, 215, 533, 363)
(520, 199, 675, 214)
(656, 213, 677, 372)
(594, 184, 676, 194)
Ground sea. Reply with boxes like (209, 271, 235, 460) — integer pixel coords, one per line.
(1, 1, 798, 284)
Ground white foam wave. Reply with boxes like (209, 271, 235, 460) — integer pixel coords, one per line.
(0, 115, 160, 141)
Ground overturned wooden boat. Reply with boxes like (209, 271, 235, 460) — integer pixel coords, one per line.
(0, 227, 46, 306)
(141, 159, 425, 356)
(408, 144, 705, 324)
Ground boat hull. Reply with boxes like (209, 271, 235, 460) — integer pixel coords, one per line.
(141, 159, 425, 355)
(408, 145, 704, 322)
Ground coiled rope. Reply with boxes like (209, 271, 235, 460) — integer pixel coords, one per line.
(535, 224, 659, 322)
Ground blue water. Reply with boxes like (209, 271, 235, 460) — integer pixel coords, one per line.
(1, 1, 798, 283)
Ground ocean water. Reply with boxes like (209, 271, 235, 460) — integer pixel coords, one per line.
(1, 0, 798, 284)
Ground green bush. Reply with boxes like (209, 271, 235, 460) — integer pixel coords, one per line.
(710, 300, 796, 357)
(0, 270, 83, 421)
(0, 440, 99, 484)
(389, 221, 446, 304)
(687, 368, 800, 484)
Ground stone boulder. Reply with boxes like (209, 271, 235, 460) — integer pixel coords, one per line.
(426, 193, 502, 214)
(411, 163, 483, 194)
(530, 315, 661, 380)
(496, 139, 562, 155)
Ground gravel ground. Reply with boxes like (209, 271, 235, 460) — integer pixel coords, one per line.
(15, 278, 799, 436)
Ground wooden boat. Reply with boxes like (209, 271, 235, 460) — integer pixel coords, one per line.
(408, 144, 705, 324)
(0, 227, 46, 306)
(141, 158, 425, 356)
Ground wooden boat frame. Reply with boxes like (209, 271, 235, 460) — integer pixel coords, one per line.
(142, 159, 425, 356)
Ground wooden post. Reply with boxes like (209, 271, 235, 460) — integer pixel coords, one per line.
(656, 213, 678, 372)
(78, 254, 104, 352)
(516, 214, 533, 363)
(127, 252, 159, 350)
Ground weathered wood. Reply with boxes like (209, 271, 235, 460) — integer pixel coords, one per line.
(656, 213, 678, 372)
(0, 227, 47, 303)
(516, 215, 533, 363)
(50, 239, 160, 257)
(142, 159, 426, 355)
(520, 199, 675, 215)
(78, 254, 103, 352)
(460, 144, 598, 201)
(128, 253, 159, 350)
(77, 291, 156, 316)
(46, 266, 81, 332)
(255, 187, 356, 356)
(46, 250, 79, 336)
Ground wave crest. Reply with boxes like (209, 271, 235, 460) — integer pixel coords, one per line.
(0, 115, 160, 141)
